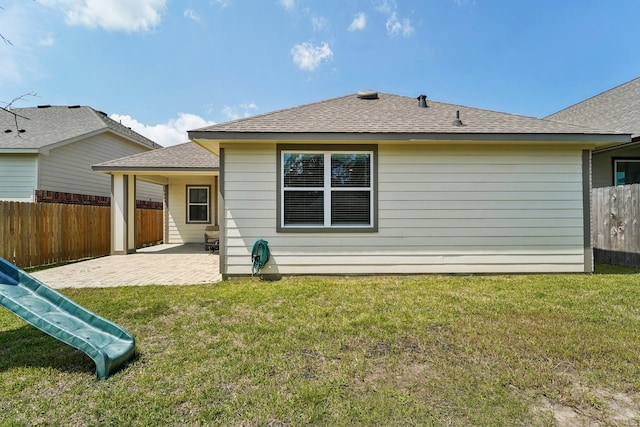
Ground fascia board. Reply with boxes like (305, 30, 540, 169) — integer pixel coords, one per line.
(188, 131, 631, 145)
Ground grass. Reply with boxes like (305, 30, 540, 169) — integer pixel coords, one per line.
(1, 268, 639, 426)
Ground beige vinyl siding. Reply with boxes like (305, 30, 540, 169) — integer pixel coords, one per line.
(166, 176, 217, 244)
(38, 133, 162, 201)
(0, 154, 38, 201)
(222, 143, 586, 275)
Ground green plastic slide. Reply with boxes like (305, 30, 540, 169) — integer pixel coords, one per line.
(0, 257, 136, 379)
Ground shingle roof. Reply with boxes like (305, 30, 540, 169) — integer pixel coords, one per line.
(0, 105, 160, 150)
(93, 141, 219, 171)
(545, 77, 640, 139)
(189, 91, 626, 140)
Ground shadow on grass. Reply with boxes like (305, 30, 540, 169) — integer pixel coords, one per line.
(594, 263, 640, 275)
(0, 324, 95, 377)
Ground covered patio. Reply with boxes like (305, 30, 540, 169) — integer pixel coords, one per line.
(92, 142, 220, 255)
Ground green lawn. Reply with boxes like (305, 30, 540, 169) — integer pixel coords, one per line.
(1, 268, 639, 426)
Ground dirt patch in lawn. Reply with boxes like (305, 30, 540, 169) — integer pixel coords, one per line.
(530, 370, 639, 426)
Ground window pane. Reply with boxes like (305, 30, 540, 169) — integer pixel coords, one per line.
(189, 188, 208, 203)
(283, 153, 324, 187)
(616, 161, 640, 185)
(284, 191, 324, 225)
(331, 191, 370, 225)
(331, 154, 370, 187)
(189, 205, 208, 222)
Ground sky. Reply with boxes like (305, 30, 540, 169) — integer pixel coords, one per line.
(1, 0, 640, 147)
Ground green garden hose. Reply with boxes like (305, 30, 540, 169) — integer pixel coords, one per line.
(251, 239, 270, 276)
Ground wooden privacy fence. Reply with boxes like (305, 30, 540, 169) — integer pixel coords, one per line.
(592, 184, 640, 268)
(136, 207, 164, 248)
(0, 201, 163, 269)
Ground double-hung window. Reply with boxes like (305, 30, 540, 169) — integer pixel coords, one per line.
(187, 185, 210, 223)
(278, 145, 376, 231)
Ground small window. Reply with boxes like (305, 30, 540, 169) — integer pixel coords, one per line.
(187, 186, 210, 223)
(614, 159, 640, 185)
(278, 146, 376, 231)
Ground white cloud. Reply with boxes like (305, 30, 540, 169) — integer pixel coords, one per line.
(376, 0, 395, 15)
(311, 16, 328, 31)
(348, 12, 366, 32)
(38, 0, 167, 32)
(279, 0, 295, 10)
(184, 9, 200, 22)
(374, 0, 414, 37)
(386, 12, 414, 37)
(221, 103, 258, 121)
(110, 112, 216, 147)
(211, 0, 229, 7)
(290, 42, 333, 71)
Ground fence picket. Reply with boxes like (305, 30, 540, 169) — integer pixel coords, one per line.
(0, 201, 162, 268)
(592, 184, 640, 268)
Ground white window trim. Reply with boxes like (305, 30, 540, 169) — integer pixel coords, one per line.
(186, 185, 210, 224)
(280, 149, 374, 230)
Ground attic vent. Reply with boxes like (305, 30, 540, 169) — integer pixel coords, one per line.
(37, 105, 51, 109)
(357, 90, 379, 100)
(68, 105, 81, 109)
(417, 94, 428, 108)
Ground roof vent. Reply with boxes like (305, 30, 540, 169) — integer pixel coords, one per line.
(417, 94, 428, 108)
(68, 105, 81, 109)
(452, 110, 464, 126)
(37, 105, 51, 109)
(357, 90, 379, 100)
(4, 129, 12, 133)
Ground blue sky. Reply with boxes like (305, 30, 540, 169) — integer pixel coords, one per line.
(2, 0, 640, 146)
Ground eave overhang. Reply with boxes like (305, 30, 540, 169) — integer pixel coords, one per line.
(189, 131, 632, 154)
(592, 135, 640, 154)
(92, 166, 218, 174)
(92, 166, 219, 186)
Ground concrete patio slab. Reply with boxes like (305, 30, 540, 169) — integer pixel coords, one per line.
(31, 244, 221, 289)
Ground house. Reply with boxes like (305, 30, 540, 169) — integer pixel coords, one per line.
(0, 105, 163, 206)
(102, 91, 630, 276)
(546, 77, 640, 187)
(93, 142, 219, 254)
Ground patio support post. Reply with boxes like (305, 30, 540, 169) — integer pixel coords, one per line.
(111, 173, 136, 255)
(127, 175, 136, 253)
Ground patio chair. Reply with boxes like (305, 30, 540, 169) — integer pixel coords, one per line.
(204, 225, 219, 252)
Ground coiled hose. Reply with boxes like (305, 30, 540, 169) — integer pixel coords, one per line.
(251, 239, 270, 276)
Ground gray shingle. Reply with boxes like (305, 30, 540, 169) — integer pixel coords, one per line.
(93, 142, 219, 170)
(0, 105, 160, 150)
(190, 92, 622, 137)
(546, 77, 640, 139)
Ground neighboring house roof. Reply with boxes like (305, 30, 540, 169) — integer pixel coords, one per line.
(93, 141, 219, 172)
(189, 91, 629, 145)
(0, 105, 161, 152)
(546, 77, 640, 140)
